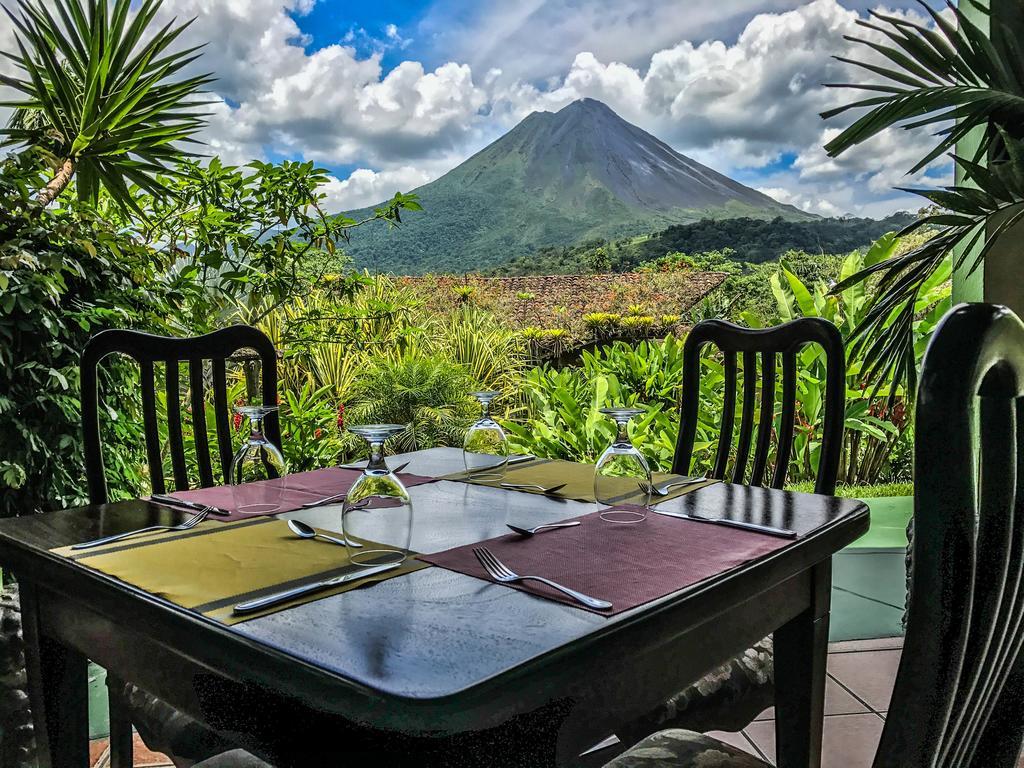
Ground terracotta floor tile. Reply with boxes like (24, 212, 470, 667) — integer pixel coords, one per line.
(753, 676, 869, 722)
(90, 737, 110, 768)
(745, 713, 885, 768)
(132, 732, 174, 766)
(827, 649, 902, 712)
(706, 729, 758, 755)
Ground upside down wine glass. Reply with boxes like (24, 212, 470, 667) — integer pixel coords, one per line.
(463, 391, 510, 479)
(342, 424, 413, 566)
(594, 407, 652, 523)
(230, 405, 288, 514)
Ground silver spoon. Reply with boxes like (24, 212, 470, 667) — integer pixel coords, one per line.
(287, 519, 361, 548)
(506, 521, 581, 536)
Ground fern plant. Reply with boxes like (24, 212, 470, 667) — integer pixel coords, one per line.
(346, 354, 477, 453)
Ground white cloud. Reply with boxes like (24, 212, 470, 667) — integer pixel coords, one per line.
(320, 166, 433, 211)
(486, 0, 947, 217)
(1, 0, 949, 217)
(418, 0, 908, 87)
(757, 186, 843, 217)
(156, 0, 486, 171)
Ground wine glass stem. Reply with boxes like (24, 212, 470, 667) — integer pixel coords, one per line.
(616, 420, 630, 445)
(249, 415, 264, 443)
(367, 439, 387, 472)
(481, 400, 491, 420)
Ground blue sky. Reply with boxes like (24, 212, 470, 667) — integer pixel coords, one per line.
(109, 0, 952, 218)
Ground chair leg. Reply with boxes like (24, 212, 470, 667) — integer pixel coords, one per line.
(106, 676, 134, 768)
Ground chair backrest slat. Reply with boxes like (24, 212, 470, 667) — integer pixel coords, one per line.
(189, 359, 215, 488)
(772, 351, 798, 488)
(164, 359, 189, 491)
(211, 358, 235, 482)
(731, 351, 758, 484)
(874, 303, 1024, 768)
(139, 361, 165, 495)
(80, 325, 279, 504)
(674, 318, 845, 495)
(711, 351, 737, 479)
(750, 352, 776, 487)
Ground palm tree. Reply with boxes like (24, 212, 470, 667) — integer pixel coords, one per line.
(822, 0, 1024, 395)
(0, 0, 212, 209)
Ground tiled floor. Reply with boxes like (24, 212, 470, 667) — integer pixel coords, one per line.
(703, 636, 903, 767)
(707, 635, 1024, 768)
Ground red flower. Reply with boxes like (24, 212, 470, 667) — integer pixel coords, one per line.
(233, 412, 243, 431)
(336, 403, 345, 430)
(314, 428, 323, 439)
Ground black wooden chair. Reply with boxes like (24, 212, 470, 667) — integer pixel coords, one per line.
(80, 325, 280, 768)
(615, 317, 846, 745)
(602, 302, 1024, 767)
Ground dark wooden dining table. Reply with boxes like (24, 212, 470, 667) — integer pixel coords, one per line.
(0, 447, 868, 768)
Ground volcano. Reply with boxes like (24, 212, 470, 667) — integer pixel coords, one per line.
(342, 98, 811, 273)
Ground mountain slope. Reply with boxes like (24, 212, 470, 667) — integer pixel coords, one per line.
(342, 98, 813, 274)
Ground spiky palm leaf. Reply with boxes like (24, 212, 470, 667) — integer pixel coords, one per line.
(822, 0, 1024, 396)
(0, 0, 213, 208)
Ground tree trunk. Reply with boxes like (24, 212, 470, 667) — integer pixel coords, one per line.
(35, 158, 76, 207)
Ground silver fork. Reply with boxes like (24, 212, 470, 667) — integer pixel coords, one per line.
(473, 547, 612, 610)
(500, 482, 567, 495)
(72, 507, 213, 550)
(301, 462, 412, 509)
(642, 477, 708, 497)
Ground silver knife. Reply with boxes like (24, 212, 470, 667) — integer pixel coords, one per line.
(655, 509, 798, 539)
(151, 494, 230, 517)
(232, 563, 400, 614)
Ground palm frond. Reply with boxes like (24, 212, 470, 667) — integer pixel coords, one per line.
(824, 1, 1024, 395)
(1, 0, 212, 206)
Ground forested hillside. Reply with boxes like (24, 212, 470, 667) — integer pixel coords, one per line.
(488, 213, 918, 275)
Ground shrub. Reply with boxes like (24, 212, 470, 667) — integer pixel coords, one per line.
(345, 353, 478, 453)
(620, 315, 656, 333)
(0, 156, 175, 515)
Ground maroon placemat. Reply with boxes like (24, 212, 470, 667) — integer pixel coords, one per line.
(152, 467, 436, 522)
(420, 505, 795, 616)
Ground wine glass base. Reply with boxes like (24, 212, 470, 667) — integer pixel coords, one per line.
(600, 508, 648, 524)
(350, 548, 407, 566)
(236, 503, 282, 515)
(466, 470, 505, 481)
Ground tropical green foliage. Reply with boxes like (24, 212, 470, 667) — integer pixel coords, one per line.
(130, 159, 420, 325)
(763, 233, 950, 484)
(0, 0, 212, 207)
(0, 155, 172, 516)
(0, 150, 418, 515)
(506, 235, 947, 485)
(345, 354, 479, 454)
(823, 0, 1024, 392)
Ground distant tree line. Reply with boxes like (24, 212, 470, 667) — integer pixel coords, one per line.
(488, 213, 919, 275)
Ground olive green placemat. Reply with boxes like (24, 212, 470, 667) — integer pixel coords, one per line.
(53, 518, 426, 625)
(444, 458, 718, 503)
